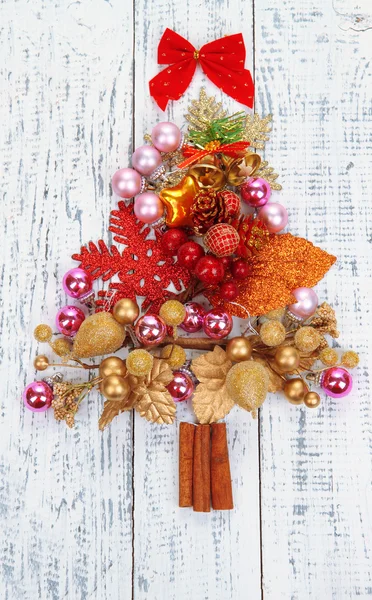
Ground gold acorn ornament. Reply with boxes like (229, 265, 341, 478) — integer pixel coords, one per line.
(99, 356, 127, 379)
(226, 337, 253, 362)
(100, 374, 130, 402)
(226, 361, 269, 418)
(284, 378, 308, 404)
(112, 298, 139, 325)
(73, 312, 126, 358)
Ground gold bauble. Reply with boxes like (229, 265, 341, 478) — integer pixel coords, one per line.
(188, 158, 226, 190)
(274, 346, 300, 373)
(100, 374, 130, 402)
(304, 391, 321, 408)
(226, 361, 269, 416)
(159, 300, 186, 327)
(73, 312, 126, 358)
(99, 356, 127, 379)
(341, 350, 359, 369)
(161, 344, 186, 369)
(34, 355, 49, 371)
(319, 348, 338, 366)
(294, 327, 321, 352)
(113, 298, 139, 325)
(284, 378, 307, 404)
(126, 349, 154, 377)
(259, 321, 286, 347)
(226, 337, 253, 362)
(52, 338, 72, 357)
(34, 324, 53, 342)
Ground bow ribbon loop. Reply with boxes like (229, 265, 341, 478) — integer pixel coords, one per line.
(149, 29, 254, 111)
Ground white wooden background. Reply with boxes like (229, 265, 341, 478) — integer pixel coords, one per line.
(1, 0, 371, 598)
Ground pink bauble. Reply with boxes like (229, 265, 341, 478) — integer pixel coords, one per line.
(62, 268, 92, 300)
(321, 367, 353, 398)
(134, 192, 164, 224)
(112, 168, 142, 198)
(151, 122, 181, 153)
(203, 308, 233, 339)
(56, 305, 85, 337)
(258, 202, 288, 233)
(167, 371, 194, 402)
(288, 287, 318, 319)
(179, 302, 206, 333)
(23, 381, 53, 412)
(241, 177, 271, 207)
(135, 314, 167, 346)
(132, 145, 162, 176)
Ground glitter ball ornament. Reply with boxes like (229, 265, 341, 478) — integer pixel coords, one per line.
(274, 346, 300, 372)
(113, 298, 139, 325)
(23, 381, 53, 412)
(167, 371, 194, 402)
(161, 344, 187, 369)
(73, 312, 126, 358)
(226, 336, 252, 362)
(99, 356, 127, 379)
(203, 308, 233, 339)
(294, 327, 321, 352)
(126, 349, 154, 377)
(319, 348, 339, 366)
(177, 241, 205, 270)
(231, 259, 250, 280)
(226, 361, 269, 416)
(135, 314, 167, 346)
(159, 300, 186, 327)
(160, 228, 188, 256)
(52, 338, 72, 357)
(34, 324, 53, 343)
(62, 268, 93, 300)
(218, 190, 241, 217)
(288, 287, 318, 320)
(100, 374, 130, 402)
(304, 391, 321, 408)
(34, 355, 49, 371)
(259, 320, 286, 347)
(194, 255, 225, 285)
(341, 351, 359, 369)
(220, 281, 239, 301)
(240, 177, 271, 207)
(321, 367, 353, 398)
(179, 302, 205, 333)
(204, 223, 240, 257)
(56, 305, 85, 337)
(284, 378, 307, 404)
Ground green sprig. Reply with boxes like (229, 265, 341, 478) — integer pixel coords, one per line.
(188, 112, 246, 148)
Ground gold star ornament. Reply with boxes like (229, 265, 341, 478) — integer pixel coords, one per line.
(159, 175, 200, 228)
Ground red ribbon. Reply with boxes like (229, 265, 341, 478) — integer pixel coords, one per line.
(149, 29, 254, 111)
(178, 141, 250, 170)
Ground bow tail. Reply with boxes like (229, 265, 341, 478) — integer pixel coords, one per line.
(149, 59, 197, 111)
(200, 59, 254, 109)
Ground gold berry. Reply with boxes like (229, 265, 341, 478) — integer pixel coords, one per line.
(226, 337, 253, 362)
(34, 355, 49, 371)
(52, 338, 72, 357)
(99, 356, 127, 379)
(274, 346, 300, 373)
(34, 324, 53, 343)
(319, 348, 338, 366)
(341, 350, 359, 369)
(113, 298, 139, 325)
(100, 374, 130, 402)
(304, 391, 321, 408)
(259, 321, 286, 347)
(161, 345, 186, 369)
(294, 327, 321, 352)
(264, 308, 286, 321)
(284, 378, 307, 404)
(159, 300, 186, 327)
(126, 349, 154, 377)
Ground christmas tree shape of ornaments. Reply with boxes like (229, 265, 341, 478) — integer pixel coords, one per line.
(26, 89, 359, 512)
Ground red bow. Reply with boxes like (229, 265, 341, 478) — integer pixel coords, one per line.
(178, 141, 250, 170)
(149, 29, 254, 111)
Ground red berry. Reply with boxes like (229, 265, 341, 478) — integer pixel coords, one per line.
(177, 241, 205, 270)
(194, 256, 225, 285)
(231, 259, 250, 280)
(161, 228, 188, 255)
(220, 281, 239, 301)
(219, 256, 232, 271)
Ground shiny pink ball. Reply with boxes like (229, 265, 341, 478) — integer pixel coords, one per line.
(112, 168, 142, 198)
(258, 202, 288, 233)
(288, 287, 318, 319)
(62, 268, 93, 300)
(167, 371, 194, 402)
(56, 305, 85, 337)
(151, 122, 181, 153)
(241, 177, 271, 207)
(23, 381, 53, 412)
(134, 192, 164, 224)
(203, 308, 233, 339)
(135, 314, 167, 346)
(321, 367, 353, 398)
(132, 145, 162, 176)
(179, 302, 206, 333)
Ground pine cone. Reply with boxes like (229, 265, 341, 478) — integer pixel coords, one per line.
(231, 214, 270, 258)
(190, 190, 229, 234)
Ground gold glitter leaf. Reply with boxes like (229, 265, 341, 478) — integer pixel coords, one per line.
(243, 114, 273, 150)
(185, 88, 227, 133)
(253, 160, 282, 191)
(191, 346, 232, 382)
(133, 359, 176, 424)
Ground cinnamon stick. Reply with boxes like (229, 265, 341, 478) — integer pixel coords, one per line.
(210, 423, 234, 510)
(179, 422, 195, 507)
(193, 424, 211, 512)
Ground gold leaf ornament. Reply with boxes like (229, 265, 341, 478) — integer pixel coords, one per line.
(133, 359, 176, 424)
(191, 346, 235, 424)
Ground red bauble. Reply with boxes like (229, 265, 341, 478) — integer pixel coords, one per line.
(231, 259, 250, 280)
(161, 228, 188, 256)
(219, 256, 232, 271)
(177, 241, 205, 270)
(204, 223, 240, 257)
(220, 281, 239, 301)
(194, 256, 225, 285)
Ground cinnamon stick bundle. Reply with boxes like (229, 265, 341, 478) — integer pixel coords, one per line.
(210, 423, 234, 510)
(179, 422, 195, 507)
(193, 424, 211, 512)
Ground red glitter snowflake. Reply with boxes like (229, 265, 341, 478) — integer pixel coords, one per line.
(72, 202, 191, 313)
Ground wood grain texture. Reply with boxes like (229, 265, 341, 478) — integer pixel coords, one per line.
(0, 0, 371, 598)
